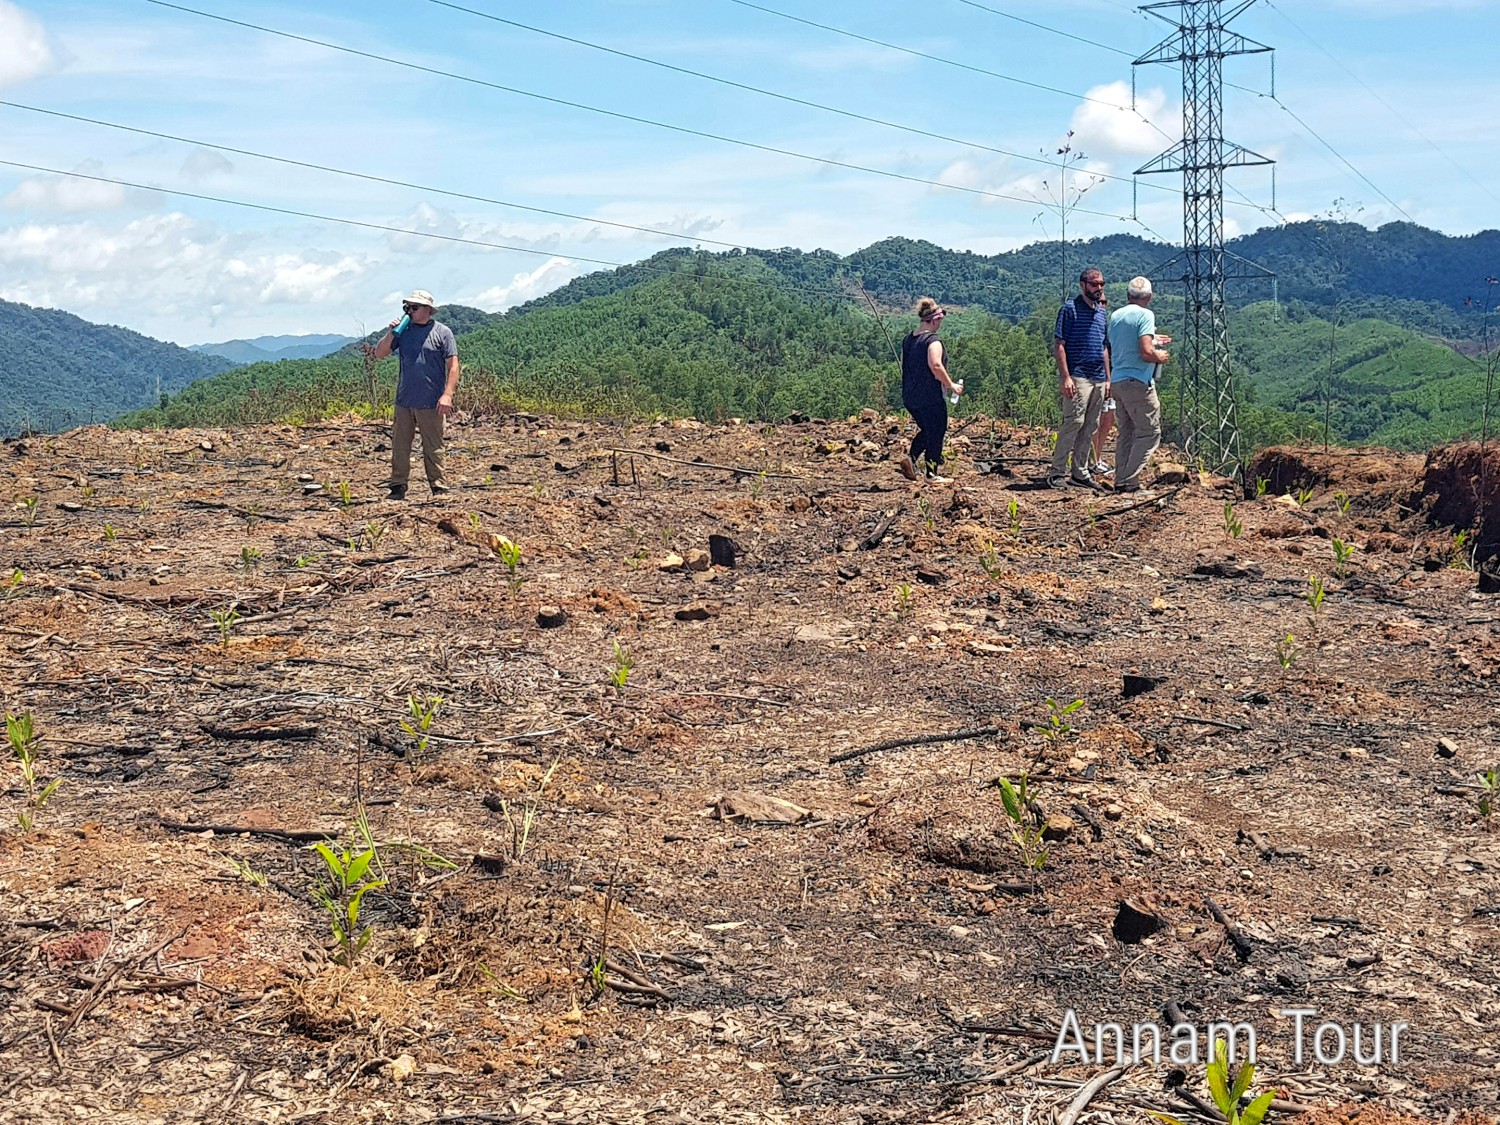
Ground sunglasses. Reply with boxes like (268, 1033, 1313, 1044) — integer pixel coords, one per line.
(1084, 280, 1105, 288)
(402, 303, 422, 312)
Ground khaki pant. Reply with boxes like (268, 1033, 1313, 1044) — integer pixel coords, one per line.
(1049, 377, 1107, 479)
(1112, 378, 1161, 488)
(390, 406, 445, 487)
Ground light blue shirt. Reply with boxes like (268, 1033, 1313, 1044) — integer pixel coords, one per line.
(1108, 303, 1158, 384)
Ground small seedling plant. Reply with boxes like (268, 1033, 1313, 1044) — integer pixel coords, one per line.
(209, 604, 241, 648)
(894, 582, 915, 619)
(1334, 490, 1352, 518)
(1305, 574, 1326, 640)
(493, 535, 524, 594)
(1295, 486, 1314, 507)
(237, 545, 262, 573)
(1007, 497, 1023, 536)
(401, 694, 443, 762)
(1040, 696, 1084, 751)
(309, 840, 386, 966)
(1151, 1036, 1275, 1125)
(103, 522, 119, 543)
(7, 712, 61, 831)
(21, 497, 39, 527)
(609, 641, 634, 692)
(364, 520, 387, 551)
(5, 568, 22, 601)
(998, 772, 1048, 877)
(497, 756, 562, 860)
(1478, 768, 1499, 828)
(1254, 477, 1268, 499)
(1450, 530, 1474, 571)
(335, 479, 354, 507)
(1222, 502, 1243, 539)
(978, 538, 1004, 580)
(1275, 632, 1298, 672)
(1331, 538, 1355, 578)
(916, 495, 936, 532)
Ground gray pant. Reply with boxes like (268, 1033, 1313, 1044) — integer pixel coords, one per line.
(1050, 378, 1107, 479)
(1113, 378, 1161, 488)
(390, 406, 445, 487)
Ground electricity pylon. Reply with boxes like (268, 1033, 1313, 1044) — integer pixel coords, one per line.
(1135, 0, 1274, 473)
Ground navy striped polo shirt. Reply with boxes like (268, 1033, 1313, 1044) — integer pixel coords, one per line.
(1052, 295, 1110, 382)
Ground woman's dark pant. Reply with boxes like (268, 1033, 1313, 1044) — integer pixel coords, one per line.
(907, 401, 948, 470)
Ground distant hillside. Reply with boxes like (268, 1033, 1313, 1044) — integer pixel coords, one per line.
(0, 299, 236, 435)
(190, 333, 356, 364)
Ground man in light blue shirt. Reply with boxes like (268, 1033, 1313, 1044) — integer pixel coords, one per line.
(1105, 276, 1171, 493)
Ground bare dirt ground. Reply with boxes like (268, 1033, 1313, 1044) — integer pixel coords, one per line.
(1, 414, 1498, 1125)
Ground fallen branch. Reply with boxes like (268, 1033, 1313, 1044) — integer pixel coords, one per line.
(858, 507, 903, 551)
(200, 722, 318, 741)
(830, 724, 999, 765)
(158, 818, 335, 843)
(58, 929, 186, 1043)
(1089, 483, 1188, 520)
(1056, 1061, 1133, 1125)
(1204, 897, 1255, 962)
(606, 446, 801, 479)
(1172, 714, 1248, 732)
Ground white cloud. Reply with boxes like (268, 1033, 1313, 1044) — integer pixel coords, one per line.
(473, 258, 579, 311)
(1, 161, 145, 212)
(1068, 81, 1176, 160)
(0, 211, 381, 335)
(0, 2, 55, 88)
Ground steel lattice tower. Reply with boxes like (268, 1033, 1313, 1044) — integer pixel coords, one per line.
(1135, 0, 1273, 472)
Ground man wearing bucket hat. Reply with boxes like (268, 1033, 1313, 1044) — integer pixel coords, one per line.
(372, 289, 459, 500)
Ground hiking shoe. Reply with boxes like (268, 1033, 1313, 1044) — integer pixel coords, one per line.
(1117, 485, 1156, 498)
(897, 454, 918, 481)
(1046, 475, 1070, 490)
(429, 480, 451, 495)
(1092, 460, 1114, 477)
(1070, 472, 1105, 491)
(387, 484, 407, 501)
(925, 474, 953, 485)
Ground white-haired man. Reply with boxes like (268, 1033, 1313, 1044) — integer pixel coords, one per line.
(372, 289, 459, 500)
(1105, 277, 1171, 494)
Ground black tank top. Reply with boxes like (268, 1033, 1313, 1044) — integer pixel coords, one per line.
(901, 331, 943, 408)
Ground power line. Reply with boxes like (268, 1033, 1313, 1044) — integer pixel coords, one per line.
(1261, 0, 1500, 208)
(0, 100, 763, 255)
(724, 0, 1132, 107)
(431, 0, 1184, 201)
(950, 0, 1135, 57)
(142, 0, 1134, 221)
(1262, 96, 1417, 224)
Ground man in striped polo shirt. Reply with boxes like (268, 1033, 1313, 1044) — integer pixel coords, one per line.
(1048, 268, 1111, 490)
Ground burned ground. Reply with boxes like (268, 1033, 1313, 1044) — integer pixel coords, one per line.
(0, 416, 1497, 1125)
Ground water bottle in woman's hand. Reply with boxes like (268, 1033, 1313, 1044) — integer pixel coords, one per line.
(949, 380, 964, 406)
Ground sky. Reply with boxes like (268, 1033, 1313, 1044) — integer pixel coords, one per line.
(1, 0, 1497, 346)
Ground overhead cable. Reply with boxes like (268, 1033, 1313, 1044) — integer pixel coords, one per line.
(141, 0, 1133, 221)
(0, 100, 761, 255)
(431, 0, 1184, 200)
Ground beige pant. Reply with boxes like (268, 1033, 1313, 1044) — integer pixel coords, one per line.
(1112, 378, 1161, 488)
(390, 406, 445, 487)
(1050, 377, 1107, 479)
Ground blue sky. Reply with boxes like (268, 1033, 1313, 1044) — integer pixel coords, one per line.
(2, 0, 1497, 345)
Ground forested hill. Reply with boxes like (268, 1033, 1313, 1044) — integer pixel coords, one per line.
(0, 299, 235, 436)
(115, 242, 1497, 453)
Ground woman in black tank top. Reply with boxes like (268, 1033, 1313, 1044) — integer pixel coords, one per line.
(898, 297, 960, 482)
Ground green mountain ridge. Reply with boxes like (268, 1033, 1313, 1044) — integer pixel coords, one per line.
(12, 218, 1499, 448)
(0, 298, 236, 436)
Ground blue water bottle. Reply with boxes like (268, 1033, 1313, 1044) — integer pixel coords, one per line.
(391, 313, 411, 339)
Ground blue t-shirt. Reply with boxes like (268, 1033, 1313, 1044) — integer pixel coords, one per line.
(1053, 295, 1110, 381)
(1108, 304, 1158, 384)
(394, 321, 458, 409)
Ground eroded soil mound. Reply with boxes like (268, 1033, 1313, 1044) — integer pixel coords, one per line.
(1418, 443, 1500, 561)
